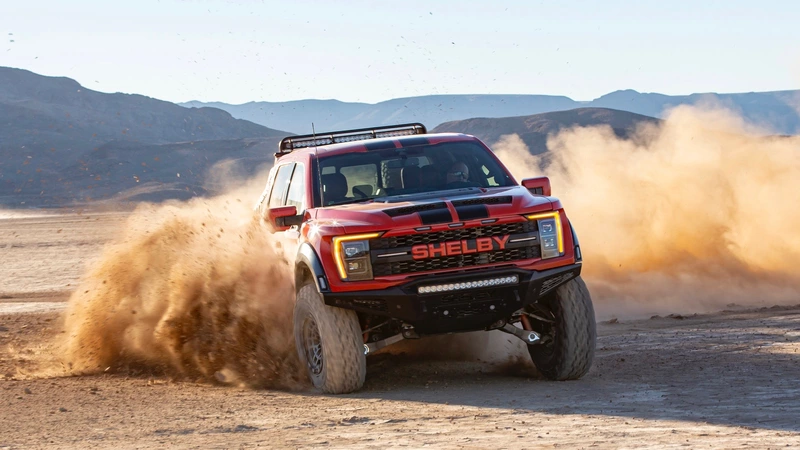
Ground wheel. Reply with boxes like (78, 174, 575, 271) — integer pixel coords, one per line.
(293, 280, 366, 393)
(526, 276, 596, 380)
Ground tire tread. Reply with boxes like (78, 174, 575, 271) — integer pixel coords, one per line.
(529, 276, 596, 380)
(294, 282, 366, 394)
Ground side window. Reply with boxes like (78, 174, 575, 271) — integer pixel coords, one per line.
(255, 167, 278, 215)
(285, 164, 306, 212)
(268, 163, 295, 208)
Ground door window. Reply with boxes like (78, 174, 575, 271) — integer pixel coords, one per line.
(268, 163, 295, 208)
(285, 163, 306, 212)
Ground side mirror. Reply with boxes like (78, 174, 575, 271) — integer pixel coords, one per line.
(266, 205, 301, 231)
(521, 176, 551, 196)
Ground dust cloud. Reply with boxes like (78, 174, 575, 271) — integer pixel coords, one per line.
(59, 181, 307, 389)
(494, 105, 800, 318)
(39, 106, 800, 380)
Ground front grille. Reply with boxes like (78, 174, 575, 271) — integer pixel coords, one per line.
(372, 246, 540, 276)
(371, 221, 534, 249)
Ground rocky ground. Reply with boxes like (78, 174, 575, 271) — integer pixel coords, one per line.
(1, 212, 799, 449)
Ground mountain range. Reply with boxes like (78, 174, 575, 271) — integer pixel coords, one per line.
(0, 67, 287, 207)
(432, 108, 659, 156)
(1, 66, 795, 207)
(182, 89, 800, 136)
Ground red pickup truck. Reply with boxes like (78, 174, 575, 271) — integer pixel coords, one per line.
(257, 123, 596, 393)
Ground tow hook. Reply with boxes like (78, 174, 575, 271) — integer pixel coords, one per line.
(499, 323, 541, 345)
(401, 323, 419, 339)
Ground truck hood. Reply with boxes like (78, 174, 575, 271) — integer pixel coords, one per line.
(312, 186, 556, 234)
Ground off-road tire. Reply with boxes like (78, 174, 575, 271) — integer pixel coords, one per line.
(527, 276, 596, 380)
(293, 280, 366, 394)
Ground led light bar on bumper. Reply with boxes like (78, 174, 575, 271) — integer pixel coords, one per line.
(526, 212, 564, 259)
(332, 233, 381, 281)
(418, 275, 519, 294)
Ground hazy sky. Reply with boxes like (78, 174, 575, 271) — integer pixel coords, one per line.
(3, 0, 799, 104)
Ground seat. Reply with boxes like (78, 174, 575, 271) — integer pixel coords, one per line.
(420, 165, 441, 188)
(322, 173, 348, 205)
(401, 166, 422, 189)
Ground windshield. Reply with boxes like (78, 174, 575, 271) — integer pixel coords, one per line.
(315, 141, 515, 206)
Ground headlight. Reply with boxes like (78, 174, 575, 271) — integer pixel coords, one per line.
(332, 233, 381, 281)
(526, 212, 564, 259)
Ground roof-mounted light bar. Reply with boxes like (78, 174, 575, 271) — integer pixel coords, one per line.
(277, 123, 427, 156)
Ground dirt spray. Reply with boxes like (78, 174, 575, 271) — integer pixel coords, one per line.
(494, 105, 800, 318)
(59, 189, 307, 389)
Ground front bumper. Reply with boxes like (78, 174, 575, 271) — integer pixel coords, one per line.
(323, 263, 582, 335)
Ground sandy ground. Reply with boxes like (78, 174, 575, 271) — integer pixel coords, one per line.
(1, 213, 799, 449)
(0, 211, 124, 301)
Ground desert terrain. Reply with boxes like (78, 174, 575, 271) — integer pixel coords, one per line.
(1, 211, 799, 449)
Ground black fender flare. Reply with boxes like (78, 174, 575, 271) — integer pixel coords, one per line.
(295, 242, 330, 293)
(569, 222, 582, 262)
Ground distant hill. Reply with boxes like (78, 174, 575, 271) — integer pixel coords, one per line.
(0, 67, 290, 207)
(432, 108, 660, 156)
(182, 95, 578, 136)
(590, 89, 800, 135)
(184, 89, 800, 135)
(41, 138, 280, 206)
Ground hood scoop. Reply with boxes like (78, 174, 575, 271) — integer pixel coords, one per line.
(451, 196, 512, 207)
(384, 202, 448, 218)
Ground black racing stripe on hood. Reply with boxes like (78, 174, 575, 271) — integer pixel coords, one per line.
(455, 203, 489, 221)
(418, 208, 453, 225)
